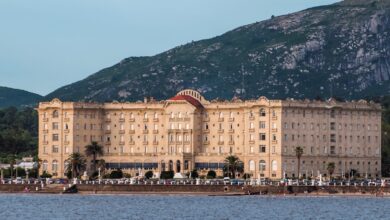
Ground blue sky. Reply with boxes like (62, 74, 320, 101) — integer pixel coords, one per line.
(0, 0, 339, 95)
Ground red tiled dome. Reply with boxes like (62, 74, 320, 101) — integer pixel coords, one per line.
(169, 95, 203, 108)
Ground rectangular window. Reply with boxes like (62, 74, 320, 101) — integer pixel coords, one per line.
(330, 134, 336, 142)
(330, 122, 336, 130)
(52, 145, 59, 153)
(259, 133, 266, 141)
(260, 121, 266, 129)
(52, 134, 59, 141)
(52, 122, 59, 130)
(259, 145, 266, 153)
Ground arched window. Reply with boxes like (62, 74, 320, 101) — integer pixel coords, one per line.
(260, 108, 266, 117)
(144, 113, 148, 119)
(161, 160, 166, 171)
(42, 160, 48, 171)
(176, 160, 181, 173)
(271, 160, 277, 172)
(130, 113, 134, 119)
(120, 113, 124, 119)
(178, 112, 182, 118)
(154, 112, 158, 119)
(249, 160, 255, 171)
(169, 160, 173, 171)
(52, 160, 58, 172)
(53, 110, 59, 118)
(170, 112, 174, 118)
(219, 112, 224, 118)
(259, 160, 266, 171)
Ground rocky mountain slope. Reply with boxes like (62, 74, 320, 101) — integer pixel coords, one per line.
(0, 87, 42, 108)
(46, 0, 390, 102)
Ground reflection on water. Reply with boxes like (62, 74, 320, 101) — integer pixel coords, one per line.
(1, 194, 390, 220)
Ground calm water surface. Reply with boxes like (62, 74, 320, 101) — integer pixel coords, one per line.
(0, 194, 389, 220)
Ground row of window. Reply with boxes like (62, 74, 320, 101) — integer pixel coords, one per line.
(283, 134, 379, 143)
(284, 122, 379, 131)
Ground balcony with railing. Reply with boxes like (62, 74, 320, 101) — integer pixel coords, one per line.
(119, 130, 125, 134)
(153, 130, 159, 134)
(129, 118, 135, 122)
(119, 118, 125, 122)
(142, 130, 149, 134)
(249, 140, 255, 144)
(105, 130, 111, 134)
(249, 128, 255, 133)
(218, 118, 224, 122)
(153, 118, 159, 122)
(218, 129, 224, 133)
(129, 141, 135, 145)
(228, 129, 234, 133)
(42, 118, 49, 122)
(249, 116, 255, 121)
(228, 118, 234, 122)
(43, 129, 49, 134)
(228, 141, 235, 145)
(129, 130, 135, 134)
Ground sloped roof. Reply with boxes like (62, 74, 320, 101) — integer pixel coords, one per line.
(169, 95, 203, 108)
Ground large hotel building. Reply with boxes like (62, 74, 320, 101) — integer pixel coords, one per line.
(37, 89, 382, 179)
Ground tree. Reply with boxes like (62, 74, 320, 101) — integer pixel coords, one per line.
(8, 155, 16, 183)
(295, 146, 304, 179)
(224, 155, 243, 178)
(66, 153, 86, 178)
(207, 170, 216, 179)
(145, 171, 153, 179)
(84, 141, 103, 173)
(327, 162, 336, 180)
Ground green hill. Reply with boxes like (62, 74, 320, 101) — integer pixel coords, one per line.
(0, 86, 42, 108)
(46, 0, 390, 102)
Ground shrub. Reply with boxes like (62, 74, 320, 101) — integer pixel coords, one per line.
(160, 171, 174, 179)
(109, 169, 123, 179)
(207, 170, 216, 179)
(243, 173, 251, 179)
(189, 169, 199, 179)
(144, 171, 153, 179)
(40, 171, 52, 178)
(123, 173, 132, 178)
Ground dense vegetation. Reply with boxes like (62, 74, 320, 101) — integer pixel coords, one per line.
(0, 86, 42, 108)
(0, 107, 38, 163)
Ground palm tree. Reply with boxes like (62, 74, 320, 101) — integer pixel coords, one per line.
(327, 162, 336, 180)
(295, 146, 304, 179)
(224, 155, 243, 178)
(66, 153, 86, 178)
(84, 141, 103, 173)
(8, 155, 16, 184)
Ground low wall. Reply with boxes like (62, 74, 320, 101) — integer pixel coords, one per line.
(0, 184, 389, 195)
(77, 184, 244, 193)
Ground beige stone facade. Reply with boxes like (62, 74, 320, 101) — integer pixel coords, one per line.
(37, 89, 382, 179)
